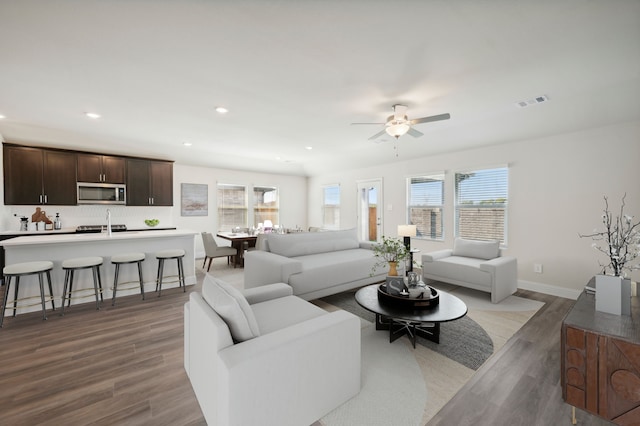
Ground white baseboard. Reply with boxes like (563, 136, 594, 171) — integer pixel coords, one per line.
(518, 280, 582, 300)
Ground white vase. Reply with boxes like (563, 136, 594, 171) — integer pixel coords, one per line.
(595, 275, 632, 316)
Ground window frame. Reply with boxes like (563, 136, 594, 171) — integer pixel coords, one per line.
(321, 184, 341, 230)
(406, 173, 445, 241)
(252, 185, 279, 228)
(216, 183, 248, 231)
(454, 165, 509, 245)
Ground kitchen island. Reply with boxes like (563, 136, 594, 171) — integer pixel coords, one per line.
(1, 229, 198, 316)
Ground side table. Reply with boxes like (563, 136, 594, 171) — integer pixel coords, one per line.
(561, 279, 640, 424)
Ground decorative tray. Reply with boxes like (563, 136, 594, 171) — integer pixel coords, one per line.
(377, 284, 439, 310)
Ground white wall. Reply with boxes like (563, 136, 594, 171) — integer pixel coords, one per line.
(171, 163, 307, 256)
(308, 120, 640, 298)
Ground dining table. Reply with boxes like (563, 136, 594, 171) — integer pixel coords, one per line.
(216, 232, 258, 267)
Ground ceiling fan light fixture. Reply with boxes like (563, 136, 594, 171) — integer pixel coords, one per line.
(385, 121, 410, 138)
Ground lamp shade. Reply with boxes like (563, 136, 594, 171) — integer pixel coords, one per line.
(385, 122, 410, 138)
(397, 224, 417, 237)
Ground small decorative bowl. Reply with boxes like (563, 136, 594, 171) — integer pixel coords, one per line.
(144, 219, 159, 227)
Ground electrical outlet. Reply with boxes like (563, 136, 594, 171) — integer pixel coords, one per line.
(534, 264, 543, 274)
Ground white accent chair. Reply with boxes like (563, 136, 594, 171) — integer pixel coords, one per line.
(422, 238, 518, 303)
(184, 274, 361, 426)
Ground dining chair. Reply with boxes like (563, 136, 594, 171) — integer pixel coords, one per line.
(202, 232, 238, 271)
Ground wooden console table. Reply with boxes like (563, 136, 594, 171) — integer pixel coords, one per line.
(561, 281, 640, 424)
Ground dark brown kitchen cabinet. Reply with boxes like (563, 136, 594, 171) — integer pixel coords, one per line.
(77, 153, 125, 183)
(126, 158, 173, 206)
(3, 145, 77, 205)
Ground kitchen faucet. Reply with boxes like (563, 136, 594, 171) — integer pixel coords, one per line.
(106, 209, 112, 236)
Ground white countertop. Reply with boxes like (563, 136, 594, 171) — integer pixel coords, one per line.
(0, 229, 198, 247)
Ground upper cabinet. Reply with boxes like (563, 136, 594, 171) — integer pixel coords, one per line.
(126, 158, 173, 206)
(3, 145, 77, 205)
(77, 154, 125, 184)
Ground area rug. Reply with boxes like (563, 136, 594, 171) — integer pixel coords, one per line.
(319, 290, 493, 370)
(203, 262, 545, 426)
(313, 281, 544, 426)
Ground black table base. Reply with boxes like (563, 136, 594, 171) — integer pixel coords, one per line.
(375, 313, 440, 348)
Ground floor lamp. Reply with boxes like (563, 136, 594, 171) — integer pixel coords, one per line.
(397, 225, 417, 275)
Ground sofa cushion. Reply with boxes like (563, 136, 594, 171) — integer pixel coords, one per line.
(267, 228, 359, 257)
(250, 295, 327, 335)
(425, 256, 492, 287)
(452, 238, 500, 260)
(202, 275, 261, 342)
(288, 249, 383, 295)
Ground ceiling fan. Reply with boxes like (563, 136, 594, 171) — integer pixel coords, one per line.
(352, 104, 450, 140)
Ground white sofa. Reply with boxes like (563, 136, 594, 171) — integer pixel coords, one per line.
(421, 238, 517, 303)
(244, 228, 387, 300)
(184, 274, 361, 426)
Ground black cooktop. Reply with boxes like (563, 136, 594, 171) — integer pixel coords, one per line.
(76, 224, 127, 233)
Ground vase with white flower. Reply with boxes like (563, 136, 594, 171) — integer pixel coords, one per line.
(580, 194, 640, 315)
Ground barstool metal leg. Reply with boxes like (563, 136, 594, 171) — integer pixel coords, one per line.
(112, 263, 120, 306)
(91, 266, 100, 310)
(137, 261, 145, 300)
(13, 277, 20, 317)
(38, 272, 48, 321)
(46, 270, 55, 311)
(156, 258, 164, 295)
(61, 269, 70, 316)
(67, 270, 74, 307)
(97, 266, 104, 302)
(178, 257, 186, 292)
(1, 277, 12, 327)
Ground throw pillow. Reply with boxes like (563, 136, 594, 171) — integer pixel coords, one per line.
(452, 238, 500, 260)
(202, 274, 260, 342)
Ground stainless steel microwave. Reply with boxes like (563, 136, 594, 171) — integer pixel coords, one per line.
(77, 183, 126, 205)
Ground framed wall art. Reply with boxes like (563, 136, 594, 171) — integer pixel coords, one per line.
(181, 183, 208, 216)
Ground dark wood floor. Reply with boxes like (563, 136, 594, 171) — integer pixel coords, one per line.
(428, 289, 612, 426)
(0, 267, 612, 425)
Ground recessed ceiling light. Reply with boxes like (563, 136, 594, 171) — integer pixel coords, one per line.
(305, 146, 313, 150)
(215, 107, 228, 114)
(85, 112, 101, 119)
(0, 114, 6, 119)
(183, 142, 192, 147)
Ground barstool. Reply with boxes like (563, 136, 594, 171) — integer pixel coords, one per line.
(1, 261, 55, 327)
(111, 252, 145, 306)
(60, 256, 104, 315)
(155, 249, 186, 296)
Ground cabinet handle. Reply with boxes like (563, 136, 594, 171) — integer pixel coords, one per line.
(44, 195, 48, 204)
(39, 194, 43, 203)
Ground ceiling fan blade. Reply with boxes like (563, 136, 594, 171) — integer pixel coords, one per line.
(393, 104, 408, 121)
(410, 113, 451, 125)
(368, 129, 387, 140)
(407, 127, 424, 138)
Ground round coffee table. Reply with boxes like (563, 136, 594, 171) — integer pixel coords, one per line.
(355, 284, 468, 348)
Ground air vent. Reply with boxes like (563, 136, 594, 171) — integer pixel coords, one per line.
(515, 95, 549, 108)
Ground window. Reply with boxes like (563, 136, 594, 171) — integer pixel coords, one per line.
(322, 184, 340, 230)
(253, 186, 279, 227)
(454, 167, 508, 243)
(217, 184, 247, 230)
(407, 174, 444, 240)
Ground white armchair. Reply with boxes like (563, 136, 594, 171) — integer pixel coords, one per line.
(422, 238, 518, 303)
(184, 275, 361, 426)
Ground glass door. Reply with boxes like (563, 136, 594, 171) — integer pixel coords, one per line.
(357, 179, 383, 242)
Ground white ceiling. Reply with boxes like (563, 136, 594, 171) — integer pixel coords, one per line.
(1, 1, 639, 177)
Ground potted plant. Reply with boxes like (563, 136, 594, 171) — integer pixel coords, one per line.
(580, 194, 640, 315)
(371, 235, 412, 276)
